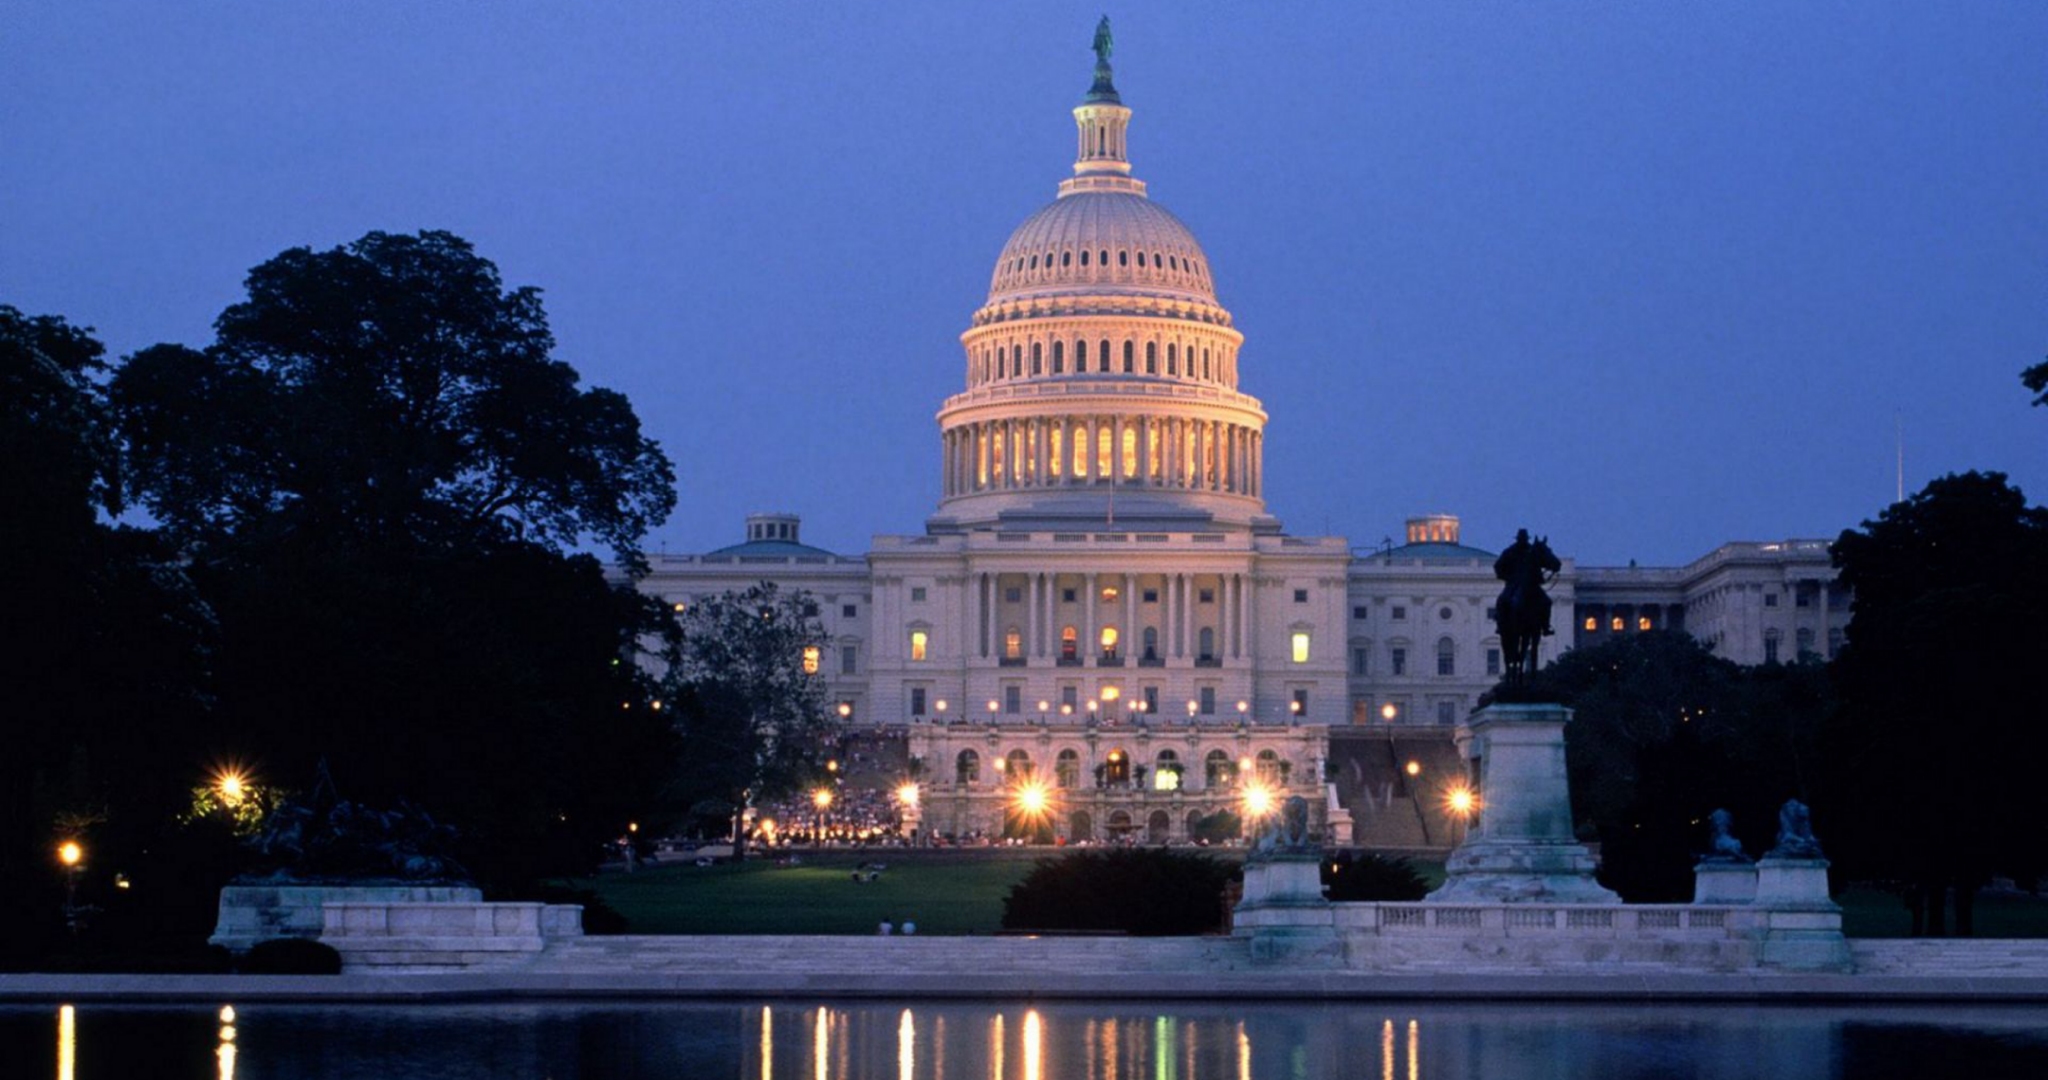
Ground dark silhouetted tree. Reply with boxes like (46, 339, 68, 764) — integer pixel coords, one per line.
(660, 583, 836, 860)
(1527, 631, 1827, 901)
(1825, 471, 2048, 935)
(107, 232, 679, 889)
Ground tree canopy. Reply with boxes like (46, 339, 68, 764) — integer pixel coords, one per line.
(660, 583, 838, 858)
(113, 230, 674, 566)
(96, 231, 682, 890)
(1823, 471, 2048, 931)
(1528, 630, 1828, 901)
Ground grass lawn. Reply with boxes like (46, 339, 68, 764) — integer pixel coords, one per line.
(568, 852, 1039, 935)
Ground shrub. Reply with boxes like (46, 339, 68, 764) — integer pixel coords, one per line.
(1189, 811, 1241, 844)
(240, 938, 342, 975)
(1322, 852, 1429, 902)
(1001, 849, 1237, 935)
(528, 883, 628, 935)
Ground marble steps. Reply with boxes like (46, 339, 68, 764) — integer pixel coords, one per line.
(529, 935, 1249, 974)
(1849, 940, 2048, 975)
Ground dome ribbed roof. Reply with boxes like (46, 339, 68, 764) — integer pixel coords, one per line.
(987, 191, 1217, 305)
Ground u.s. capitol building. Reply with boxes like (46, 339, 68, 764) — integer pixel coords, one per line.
(634, 42, 1846, 845)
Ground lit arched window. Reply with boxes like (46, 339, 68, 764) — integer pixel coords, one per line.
(1154, 749, 1182, 791)
(1060, 626, 1078, 660)
(801, 646, 821, 674)
(1099, 626, 1119, 660)
(1004, 627, 1022, 659)
(1291, 631, 1311, 664)
(909, 630, 928, 662)
(956, 750, 980, 785)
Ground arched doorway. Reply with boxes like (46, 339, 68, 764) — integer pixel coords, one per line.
(1107, 810, 1134, 839)
(1101, 748, 1131, 787)
(1070, 811, 1094, 842)
(1146, 810, 1171, 844)
(956, 749, 980, 785)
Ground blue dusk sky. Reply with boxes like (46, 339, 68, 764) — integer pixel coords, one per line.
(4, 2, 2044, 566)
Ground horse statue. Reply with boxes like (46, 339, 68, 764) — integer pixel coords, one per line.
(1494, 528, 1561, 684)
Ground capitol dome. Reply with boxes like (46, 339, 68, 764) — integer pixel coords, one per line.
(987, 192, 1219, 309)
(932, 30, 1271, 534)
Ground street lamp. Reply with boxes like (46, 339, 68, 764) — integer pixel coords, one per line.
(1187, 700, 1198, 722)
(1236, 700, 1249, 718)
(1381, 703, 1398, 722)
(56, 840, 86, 935)
(837, 702, 853, 720)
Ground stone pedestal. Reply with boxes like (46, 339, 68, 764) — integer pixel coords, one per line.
(1234, 854, 1341, 963)
(1693, 860, 1758, 904)
(1425, 702, 1620, 904)
(1752, 856, 1850, 970)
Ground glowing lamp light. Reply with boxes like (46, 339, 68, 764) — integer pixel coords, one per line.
(215, 769, 248, 806)
(811, 789, 834, 811)
(988, 700, 1000, 714)
(1241, 784, 1276, 820)
(1012, 780, 1051, 817)
(1236, 701, 1249, 714)
(936, 699, 949, 713)
(1447, 787, 1477, 816)
(896, 783, 921, 808)
(57, 841, 83, 868)
(837, 702, 853, 718)
(1187, 700, 1199, 717)
(1289, 699, 1303, 714)
(1038, 701, 1049, 713)
(1381, 703, 1399, 721)
(1404, 760, 1422, 777)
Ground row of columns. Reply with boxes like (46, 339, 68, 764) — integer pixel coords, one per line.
(967, 337, 1237, 388)
(969, 570, 1253, 663)
(942, 415, 1262, 499)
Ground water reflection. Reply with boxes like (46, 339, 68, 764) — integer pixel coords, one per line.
(12, 1000, 2048, 1079)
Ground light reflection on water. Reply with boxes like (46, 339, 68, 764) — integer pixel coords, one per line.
(13, 999, 2048, 1079)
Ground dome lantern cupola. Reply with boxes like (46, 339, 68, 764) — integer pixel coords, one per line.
(1069, 16, 1138, 192)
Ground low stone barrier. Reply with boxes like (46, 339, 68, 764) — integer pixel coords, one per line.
(210, 884, 483, 952)
(319, 901, 584, 972)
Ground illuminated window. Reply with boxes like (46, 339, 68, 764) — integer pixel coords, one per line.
(1637, 616, 1653, 631)
(1060, 626, 1078, 660)
(1154, 750, 1181, 791)
(1101, 585, 1119, 602)
(909, 630, 928, 662)
(1121, 427, 1137, 477)
(1610, 616, 1624, 632)
(1004, 628, 1022, 659)
(801, 646, 821, 675)
(1097, 425, 1111, 477)
(1584, 616, 1598, 632)
(1099, 626, 1119, 659)
(1291, 632, 1311, 664)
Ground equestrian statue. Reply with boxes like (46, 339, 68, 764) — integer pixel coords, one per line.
(1493, 528, 1561, 685)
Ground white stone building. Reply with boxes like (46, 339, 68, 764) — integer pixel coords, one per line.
(634, 46, 1843, 845)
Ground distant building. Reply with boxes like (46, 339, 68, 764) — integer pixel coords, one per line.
(631, 42, 1841, 845)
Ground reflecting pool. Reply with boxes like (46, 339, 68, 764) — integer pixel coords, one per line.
(5, 999, 2048, 1079)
